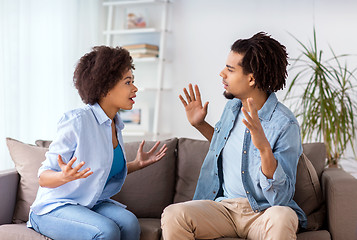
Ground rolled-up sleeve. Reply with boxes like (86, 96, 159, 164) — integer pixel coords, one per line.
(258, 122, 302, 206)
(38, 113, 80, 177)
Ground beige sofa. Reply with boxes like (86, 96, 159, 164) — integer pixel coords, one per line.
(1, 137, 357, 240)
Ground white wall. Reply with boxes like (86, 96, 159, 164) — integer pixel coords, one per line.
(165, 0, 357, 161)
(1, 0, 357, 170)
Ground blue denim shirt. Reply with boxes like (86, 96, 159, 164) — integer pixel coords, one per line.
(193, 93, 307, 228)
(30, 103, 127, 217)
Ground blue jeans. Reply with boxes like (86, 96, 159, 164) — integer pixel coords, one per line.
(29, 201, 140, 240)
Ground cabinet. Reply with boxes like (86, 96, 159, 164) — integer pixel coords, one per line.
(103, 0, 171, 141)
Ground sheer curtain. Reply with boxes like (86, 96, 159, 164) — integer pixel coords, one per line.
(0, 0, 104, 170)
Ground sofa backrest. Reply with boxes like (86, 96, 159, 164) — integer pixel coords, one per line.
(111, 138, 178, 218)
(174, 138, 210, 203)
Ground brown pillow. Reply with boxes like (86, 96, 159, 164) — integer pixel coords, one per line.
(6, 138, 48, 223)
(111, 138, 178, 218)
(174, 138, 210, 203)
(294, 153, 325, 230)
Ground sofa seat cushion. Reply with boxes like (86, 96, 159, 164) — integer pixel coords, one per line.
(0, 223, 51, 240)
(6, 138, 48, 223)
(138, 218, 161, 240)
(111, 138, 178, 218)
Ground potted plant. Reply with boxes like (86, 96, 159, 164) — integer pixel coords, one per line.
(284, 28, 357, 166)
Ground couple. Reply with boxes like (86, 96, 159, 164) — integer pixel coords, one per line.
(28, 32, 306, 240)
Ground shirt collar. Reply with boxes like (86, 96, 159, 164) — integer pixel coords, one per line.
(257, 92, 278, 121)
(89, 103, 124, 130)
(228, 92, 278, 122)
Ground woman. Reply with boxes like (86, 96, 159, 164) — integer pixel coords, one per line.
(27, 46, 167, 240)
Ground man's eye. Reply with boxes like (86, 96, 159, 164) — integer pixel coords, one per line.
(227, 69, 233, 72)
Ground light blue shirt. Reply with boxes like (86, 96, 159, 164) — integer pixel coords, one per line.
(219, 109, 246, 200)
(30, 103, 127, 217)
(193, 93, 307, 228)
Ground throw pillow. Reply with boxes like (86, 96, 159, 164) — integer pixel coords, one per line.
(294, 153, 325, 230)
(6, 138, 48, 223)
(174, 138, 210, 203)
(35, 140, 52, 148)
(111, 138, 178, 218)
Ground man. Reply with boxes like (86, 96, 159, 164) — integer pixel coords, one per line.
(161, 32, 307, 240)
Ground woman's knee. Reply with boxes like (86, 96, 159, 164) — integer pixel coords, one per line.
(119, 211, 140, 239)
(95, 219, 121, 240)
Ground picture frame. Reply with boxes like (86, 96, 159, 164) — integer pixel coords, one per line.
(119, 104, 149, 133)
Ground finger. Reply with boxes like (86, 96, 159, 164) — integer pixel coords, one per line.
(81, 171, 94, 179)
(138, 140, 145, 153)
(57, 155, 65, 167)
(203, 101, 209, 113)
(65, 157, 77, 172)
(148, 141, 160, 154)
(242, 107, 253, 123)
(189, 83, 196, 101)
(247, 98, 259, 119)
(78, 168, 93, 178)
(242, 118, 252, 130)
(156, 144, 167, 154)
(179, 95, 188, 107)
(155, 151, 166, 161)
(73, 161, 86, 172)
(183, 88, 191, 102)
(194, 85, 201, 103)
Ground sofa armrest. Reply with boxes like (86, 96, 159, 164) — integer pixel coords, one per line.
(322, 168, 357, 240)
(0, 169, 19, 225)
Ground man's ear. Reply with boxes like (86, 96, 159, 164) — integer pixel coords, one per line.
(248, 74, 255, 87)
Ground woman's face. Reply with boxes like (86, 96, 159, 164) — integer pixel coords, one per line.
(105, 69, 138, 110)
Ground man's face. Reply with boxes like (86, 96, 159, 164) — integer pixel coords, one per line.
(220, 51, 254, 100)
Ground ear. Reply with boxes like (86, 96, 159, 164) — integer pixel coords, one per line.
(248, 74, 255, 87)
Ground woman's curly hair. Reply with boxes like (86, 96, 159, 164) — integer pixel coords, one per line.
(231, 32, 288, 92)
(73, 46, 135, 104)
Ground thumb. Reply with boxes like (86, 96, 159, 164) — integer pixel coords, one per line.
(57, 155, 65, 167)
(203, 101, 209, 112)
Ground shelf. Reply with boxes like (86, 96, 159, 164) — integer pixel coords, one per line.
(103, 0, 167, 7)
(137, 87, 172, 92)
(103, 28, 161, 35)
(133, 57, 159, 63)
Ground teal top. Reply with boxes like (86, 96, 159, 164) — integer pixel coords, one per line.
(107, 144, 125, 183)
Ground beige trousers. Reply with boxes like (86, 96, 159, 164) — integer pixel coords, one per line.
(161, 198, 298, 240)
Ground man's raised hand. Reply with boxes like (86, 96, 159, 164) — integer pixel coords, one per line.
(179, 84, 209, 127)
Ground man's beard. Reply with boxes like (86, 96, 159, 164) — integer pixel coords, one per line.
(223, 91, 235, 99)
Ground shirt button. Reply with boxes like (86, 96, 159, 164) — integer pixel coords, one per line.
(246, 130, 249, 133)
(216, 154, 218, 157)
(215, 127, 218, 130)
(243, 150, 247, 154)
(246, 191, 249, 194)
(242, 171, 245, 174)
(255, 210, 258, 213)
(224, 137, 226, 140)
(213, 191, 216, 194)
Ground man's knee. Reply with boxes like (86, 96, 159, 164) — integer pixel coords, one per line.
(162, 203, 186, 224)
(265, 206, 298, 225)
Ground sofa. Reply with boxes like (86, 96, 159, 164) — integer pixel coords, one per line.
(1, 137, 357, 240)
